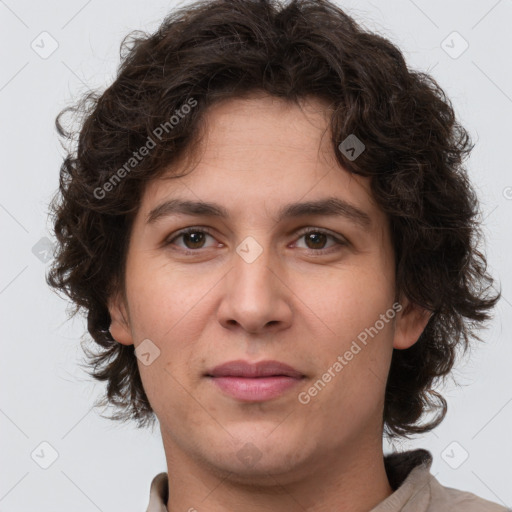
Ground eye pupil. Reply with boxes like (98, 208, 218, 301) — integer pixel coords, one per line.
(306, 232, 327, 249)
(184, 232, 205, 249)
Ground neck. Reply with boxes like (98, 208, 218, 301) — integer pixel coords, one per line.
(162, 434, 393, 512)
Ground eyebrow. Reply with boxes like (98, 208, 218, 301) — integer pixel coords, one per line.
(146, 196, 372, 228)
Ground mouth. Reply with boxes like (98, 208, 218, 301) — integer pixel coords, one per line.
(205, 360, 306, 402)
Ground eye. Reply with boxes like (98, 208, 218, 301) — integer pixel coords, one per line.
(164, 226, 347, 255)
(165, 227, 219, 251)
(293, 228, 347, 254)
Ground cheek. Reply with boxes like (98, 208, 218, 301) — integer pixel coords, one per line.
(297, 258, 396, 396)
(124, 257, 213, 388)
(124, 255, 209, 340)
(299, 261, 394, 338)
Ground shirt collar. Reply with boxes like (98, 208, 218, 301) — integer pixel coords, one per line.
(371, 449, 433, 511)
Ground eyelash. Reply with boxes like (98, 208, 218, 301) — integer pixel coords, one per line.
(164, 226, 348, 256)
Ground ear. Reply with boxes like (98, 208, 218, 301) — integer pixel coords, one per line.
(393, 296, 432, 350)
(107, 291, 134, 346)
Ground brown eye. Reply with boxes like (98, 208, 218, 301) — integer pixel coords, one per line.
(165, 227, 217, 251)
(294, 228, 347, 255)
(304, 232, 328, 250)
(181, 231, 207, 249)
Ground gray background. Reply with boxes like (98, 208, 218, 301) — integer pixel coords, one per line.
(1, 0, 511, 510)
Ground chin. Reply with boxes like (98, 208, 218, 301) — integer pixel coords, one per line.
(206, 454, 310, 487)
(199, 429, 314, 483)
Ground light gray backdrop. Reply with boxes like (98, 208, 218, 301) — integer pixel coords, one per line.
(1, 0, 511, 510)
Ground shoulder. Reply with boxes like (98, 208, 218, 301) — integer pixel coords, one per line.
(379, 449, 509, 512)
(428, 475, 510, 512)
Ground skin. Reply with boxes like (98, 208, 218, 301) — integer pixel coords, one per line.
(108, 92, 430, 512)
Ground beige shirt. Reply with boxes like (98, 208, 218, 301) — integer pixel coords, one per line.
(145, 449, 509, 511)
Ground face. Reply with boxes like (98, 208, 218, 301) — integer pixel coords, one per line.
(109, 93, 428, 484)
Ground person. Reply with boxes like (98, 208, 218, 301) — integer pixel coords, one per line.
(46, 0, 508, 510)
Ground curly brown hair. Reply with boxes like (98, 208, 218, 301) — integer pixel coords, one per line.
(47, 0, 500, 438)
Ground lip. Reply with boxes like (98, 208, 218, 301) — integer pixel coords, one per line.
(206, 360, 304, 378)
(205, 360, 305, 402)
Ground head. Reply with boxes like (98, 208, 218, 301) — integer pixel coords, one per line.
(47, 0, 499, 475)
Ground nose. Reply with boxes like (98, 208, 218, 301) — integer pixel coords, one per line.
(216, 239, 293, 335)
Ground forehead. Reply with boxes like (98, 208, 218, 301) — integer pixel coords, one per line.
(197, 93, 333, 151)
(136, 94, 383, 228)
